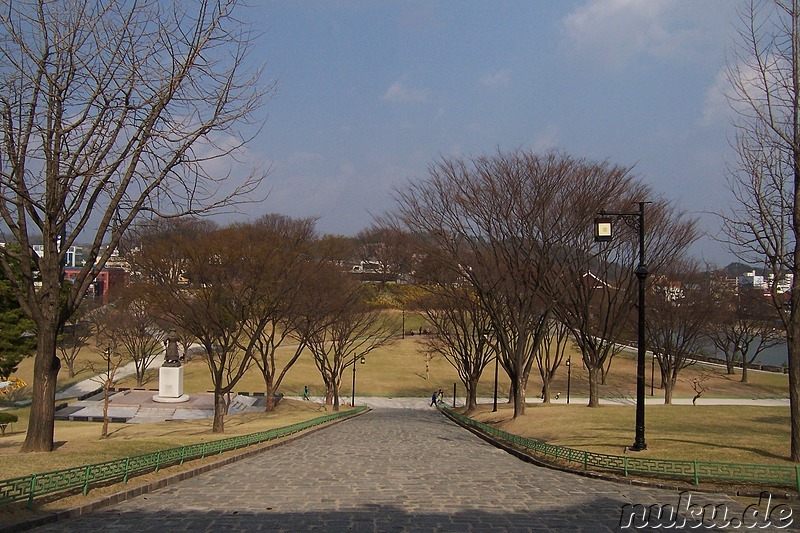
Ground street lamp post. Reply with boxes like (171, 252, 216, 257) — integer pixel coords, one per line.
(351, 354, 366, 406)
(566, 357, 571, 405)
(651, 352, 656, 396)
(482, 329, 498, 413)
(595, 201, 648, 452)
(493, 352, 499, 412)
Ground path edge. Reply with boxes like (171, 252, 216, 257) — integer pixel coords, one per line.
(2, 407, 370, 532)
(438, 407, 799, 501)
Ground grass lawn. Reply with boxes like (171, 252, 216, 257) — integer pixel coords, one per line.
(469, 403, 792, 465)
(0, 331, 793, 480)
(0, 399, 349, 479)
(112, 337, 790, 403)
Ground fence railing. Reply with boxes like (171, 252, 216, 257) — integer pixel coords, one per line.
(0, 406, 367, 509)
(442, 406, 800, 491)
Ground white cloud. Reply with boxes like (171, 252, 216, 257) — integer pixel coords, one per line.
(531, 124, 562, 152)
(382, 80, 430, 103)
(480, 69, 511, 88)
(704, 53, 789, 127)
(561, 0, 729, 69)
(701, 68, 731, 127)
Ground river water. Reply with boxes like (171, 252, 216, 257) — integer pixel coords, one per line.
(709, 342, 789, 366)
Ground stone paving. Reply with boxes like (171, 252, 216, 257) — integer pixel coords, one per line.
(29, 408, 798, 532)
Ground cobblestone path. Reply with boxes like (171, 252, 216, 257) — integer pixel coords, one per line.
(31, 409, 791, 532)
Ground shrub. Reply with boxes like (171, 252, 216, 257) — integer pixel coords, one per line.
(0, 412, 18, 435)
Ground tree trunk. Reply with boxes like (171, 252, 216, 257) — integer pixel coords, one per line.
(541, 380, 550, 404)
(333, 380, 341, 410)
(332, 379, 340, 411)
(664, 378, 675, 405)
(466, 379, 478, 412)
(264, 377, 276, 412)
(21, 325, 61, 452)
(212, 391, 226, 433)
(725, 352, 735, 375)
(101, 379, 110, 439)
(789, 291, 800, 461)
(326, 387, 334, 406)
(511, 375, 526, 418)
(741, 360, 749, 383)
(587, 366, 600, 407)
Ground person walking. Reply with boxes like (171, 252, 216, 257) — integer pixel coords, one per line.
(430, 391, 438, 407)
(303, 385, 309, 401)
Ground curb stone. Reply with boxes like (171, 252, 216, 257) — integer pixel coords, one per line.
(438, 407, 800, 502)
(0, 408, 369, 533)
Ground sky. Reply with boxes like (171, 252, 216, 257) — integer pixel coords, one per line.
(236, 0, 744, 266)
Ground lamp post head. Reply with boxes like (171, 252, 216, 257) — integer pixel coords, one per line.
(594, 215, 613, 243)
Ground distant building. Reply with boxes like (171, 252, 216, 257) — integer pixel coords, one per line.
(64, 267, 127, 305)
(767, 272, 794, 294)
(30, 244, 83, 267)
(740, 270, 767, 290)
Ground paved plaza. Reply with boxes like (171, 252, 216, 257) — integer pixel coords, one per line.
(26, 407, 796, 532)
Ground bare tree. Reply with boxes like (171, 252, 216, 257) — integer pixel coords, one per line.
(0, 0, 270, 452)
(238, 215, 320, 412)
(85, 344, 126, 439)
(56, 303, 95, 378)
(689, 369, 714, 406)
(555, 197, 698, 407)
(416, 286, 494, 412)
(720, 0, 800, 459)
(146, 221, 255, 433)
(394, 150, 671, 417)
(536, 320, 570, 404)
(646, 262, 715, 404)
(297, 267, 395, 411)
(355, 225, 414, 286)
(124, 218, 218, 286)
(707, 287, 783, 381)
(99, 293, 165, 387)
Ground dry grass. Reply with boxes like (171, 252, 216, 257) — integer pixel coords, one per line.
(0, 332, 791, 477)
(0, 399, 351, 479)
(107, 338, 789, 402)
(469, 402, 792, 465)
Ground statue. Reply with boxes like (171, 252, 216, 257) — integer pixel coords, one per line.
(154, 327, 189, 403)
(163, 329, 181, 367)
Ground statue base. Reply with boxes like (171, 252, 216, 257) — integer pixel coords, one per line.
(154, 365, 188, 402)
(153, 393, 190, 403)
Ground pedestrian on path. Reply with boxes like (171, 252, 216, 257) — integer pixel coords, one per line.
(437, 388, 444, 404)
(430, 391, 438, 406)
(303, 385, 309, 401)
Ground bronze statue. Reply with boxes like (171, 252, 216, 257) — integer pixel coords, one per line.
(163, 329, 181, 367)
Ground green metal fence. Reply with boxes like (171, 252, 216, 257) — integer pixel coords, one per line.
(0, 406, 367, 509)
(443, 406, 800, 491)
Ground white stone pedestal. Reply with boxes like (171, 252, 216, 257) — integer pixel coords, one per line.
(153, 365, 190, 403)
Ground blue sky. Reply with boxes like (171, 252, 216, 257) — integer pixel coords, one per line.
(241, 0, 742, 265)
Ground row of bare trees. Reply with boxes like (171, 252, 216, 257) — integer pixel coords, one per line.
(390, 149, 699, 417)
(393, 152, 782, 412)
(122, 215, 394, 433)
